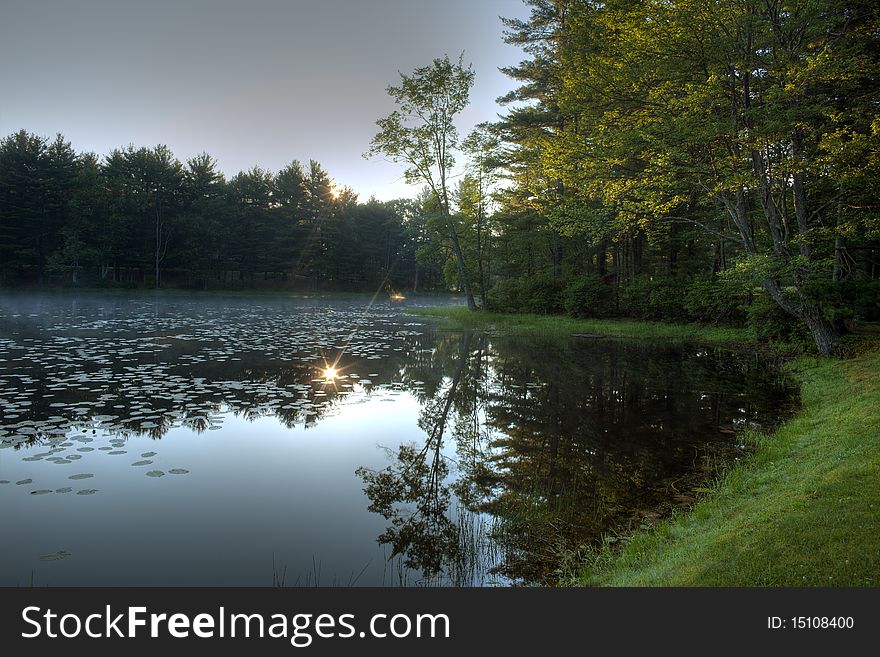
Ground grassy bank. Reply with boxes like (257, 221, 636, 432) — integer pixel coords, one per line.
(414, 307, 880, 586)
(577, 347, 880, 586)
(410, 306, 761, 349)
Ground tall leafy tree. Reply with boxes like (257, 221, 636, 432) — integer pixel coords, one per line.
(298, 160, 335, 285)
(48, 151, 103, 284)
(145, 145, 184, 287)
(548, 0, 880, 353)
(368, 54, 479, 310)
(0, 131, 52, 282)
(179, 152, 226, 285)
(227, 166, 273, 285)
(460, 123, 504, 308)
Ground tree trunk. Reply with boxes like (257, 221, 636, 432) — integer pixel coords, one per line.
(761, 277, 837, 355)
(802, 307, 838, 356)
(476, 210, 487, 308)
(552, 238, 562, 279)
(791, 128, 812, 259)
(446, 218, 476, 311)
(597, 237, 607, 277)
(154, 195, 161, 289)
(833, 236, 848, 282)
(721, 189, 837, 355)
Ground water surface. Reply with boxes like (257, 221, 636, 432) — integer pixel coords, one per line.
(0, 294, 797, 585)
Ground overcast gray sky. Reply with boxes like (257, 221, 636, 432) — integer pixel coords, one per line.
(0, 0, 530, 201)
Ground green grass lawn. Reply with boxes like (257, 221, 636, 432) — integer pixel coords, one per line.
(413, 306, 880, 586)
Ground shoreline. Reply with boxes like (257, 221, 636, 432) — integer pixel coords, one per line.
(411, 307, 880, 586)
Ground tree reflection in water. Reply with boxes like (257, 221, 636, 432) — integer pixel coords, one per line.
(358, 331, 797, 585)
(0, 297, 795, 586)
(357, 333, 472, 582)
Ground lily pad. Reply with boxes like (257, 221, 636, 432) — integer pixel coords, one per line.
(68, 473, 93, 480)
(76, 489, 98, 495)
(30, 489, 53, 495)
(16, 479, 33, 485)
(168, 468, 189, 475)
(140, 451, 157, 457)
(145, 470, 165, 478)
(131, 460, 153, 466)
(55, 487, 73, 494)
(39, 551, 71, 561)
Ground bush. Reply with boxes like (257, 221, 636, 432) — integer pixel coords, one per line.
(617, 276, 686, 321)
(850, 281, 880, 322)
(745, 294, 811, 345)
(683, 277, 746, 324)
(563, 275, 614, 318)
(519, 275, 565, 314)
(487, 278, 521, 313)
(488, 274, 564, 315)
(805, 278, 880, 324)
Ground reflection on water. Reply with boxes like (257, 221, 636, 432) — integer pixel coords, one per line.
(0, 294, 797, 585)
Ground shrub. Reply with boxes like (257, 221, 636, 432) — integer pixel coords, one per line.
(519, 275, 564, 314)
(745, 294, 811, 345)
(683, 277, 746, 324)
(487, 278, 520, 313)
(618, 276, 685, 321)
(563, 275, 614, 318)
(804, 278, 880, 324)
(488, 274, 564, 315)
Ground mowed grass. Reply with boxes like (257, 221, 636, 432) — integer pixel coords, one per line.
(414, 306, 880, 586)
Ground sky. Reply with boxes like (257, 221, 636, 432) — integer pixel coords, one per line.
(0, 0, 531, 201)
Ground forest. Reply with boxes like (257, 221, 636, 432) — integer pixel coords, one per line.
(1, 0, 878, 356)
(0, 137, 442, 293)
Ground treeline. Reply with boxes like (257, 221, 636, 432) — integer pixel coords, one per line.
(0, 131, 446, 292)
(3, 1, 879, 354)
(455, 0, 879, 354)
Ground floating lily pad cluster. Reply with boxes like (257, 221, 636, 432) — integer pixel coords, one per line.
(0, 297, 434, 495)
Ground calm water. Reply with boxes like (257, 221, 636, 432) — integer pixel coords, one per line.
(0, 294, 797, 586)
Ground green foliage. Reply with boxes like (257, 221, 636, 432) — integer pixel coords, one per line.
(488, 275, 564, 315)
(804, 276, 880, 323)
(489, 0, 880, 354)
(746, 295, 812, 347)
(0, 130, 429, 292)
(562, 275, 613, 318)
(486, 278, 522, 313)
(617, 277, 687, 322)
(682, 277, 747, 325)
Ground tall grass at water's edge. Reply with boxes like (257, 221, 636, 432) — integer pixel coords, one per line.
(408, 307, 775, 351)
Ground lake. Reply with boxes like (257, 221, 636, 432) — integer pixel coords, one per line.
(0, 293, 797, 586)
